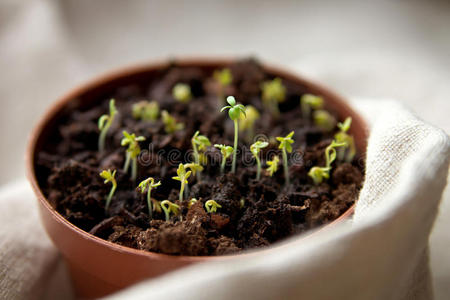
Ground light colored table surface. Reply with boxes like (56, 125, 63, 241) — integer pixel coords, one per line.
(1, 0, 449, 298)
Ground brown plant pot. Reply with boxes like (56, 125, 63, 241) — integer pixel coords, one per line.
(26, 58, 368, 299)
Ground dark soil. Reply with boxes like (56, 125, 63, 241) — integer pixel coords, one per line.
(36, 59, 364, 256)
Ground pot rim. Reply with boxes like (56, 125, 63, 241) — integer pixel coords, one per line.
(26, 56, 368, 262)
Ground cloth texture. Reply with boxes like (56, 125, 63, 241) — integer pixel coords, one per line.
(0, 99, 448, 300)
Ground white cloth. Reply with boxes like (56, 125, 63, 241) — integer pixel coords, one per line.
(0, 99, 448, 300)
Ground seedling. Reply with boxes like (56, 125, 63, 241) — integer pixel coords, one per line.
(162, 110, 184, 134)
(121, 131, 146, 182)
(300, 94, 323, 119)
(214, 144, 233, 174)
(98, 99, 118, 153)
(250, 140, 269, 180)
(334, 117, 356, 162)
(188, 198, 198, 208)
(313, 110, 336, 132)
(172, 83, 192, 103)
(213, 68, 233, 101)
(160, 200, 180, 222)
(132, 100, 159, 121)
(261, 78, 286, 117)
(153, 200, 162, 214)
(239, 105, 260, 141)
(137, 177, 161, 220)
(205, 199, 222, 213)
(240, 198, 245, 209)
(191, 131, 211, 180)
(266, 155, 280, 177)
(307, 140, 347, 185)
(276, 131, 295, 186)
(184, 162, 203, 196)
(184, 163, 204, 176)
(172, 163, 192, 202)
(220, 96, 246, 173)
(99, 169, 117, 211)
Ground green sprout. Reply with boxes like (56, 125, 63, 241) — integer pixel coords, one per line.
(99, 169, 117, 211)
(213, 68, 233, 101)
(172, 163, 192, 202)
(335, 117, 356, 162)
(172, 83, 192, 103)
(313, 110, 336, 132)
(160, 200, 180, 222)
(191, 131, 211, 180)
(266, 155, 280, 177)
(121, 131, 146, 182)
(308, 140, 347, 185)
(137, 177, 161, 220)
(153, 200, 162, 214)
(132, 100, 159, 121)
(162, 110, 184, 134)
(220, 96, 246, 173)
(250, 140, 269, 180)
(240, 198, 245, 209)
(184, 162, 204, 195)
(300, 94, 324, 119)
(98, 99, 118, 153)
(239, 105, 260, 141)
(184, 163, 204, 176)
(214, 144, 234, 174)
(276, 131, 295, 186)
(205, 199, 222, 213)
(261, 78, 286, 118)
(188, 198, 198, 208)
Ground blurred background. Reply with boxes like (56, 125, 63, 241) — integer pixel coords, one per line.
(1, 0, 449, 298)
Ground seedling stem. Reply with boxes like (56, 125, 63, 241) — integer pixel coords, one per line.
(276, 131, 295, 186)
(220, 96, 246, 173)
(99, 169, 117, 212)
(98, 99, 117, 153)
(138, 177, 161, 220)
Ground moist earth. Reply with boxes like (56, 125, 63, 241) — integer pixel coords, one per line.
(36, 59, 364, 256)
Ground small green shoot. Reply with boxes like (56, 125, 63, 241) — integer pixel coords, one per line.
(191, 131, 211, 180)
(240, 198, 245, 209)
(220, 96, 246, 173)
(307, 140, 347, 185)
(180, 163, 203, 199)
(276, 131, 295, 186)
(250, 140, 269, 180)
(313, 110, 336, 132)
(184, 163, 204, 176)
(261, 78, 286, 118)
(266, 155, 280, 177)
(160, 200, 180, 222)
(214, 144, 233, 174)
(301, 94, 323, 119)
(99, 169, 117, 211)
(138, 177, 161, 220)
(162, 110, 184, 134)
(205, 199, 222, 213)
(172, 83, 192, 103)
(335, 117, 356, 162)
(121, 131, 145, 182)
(153, 200, 162, 214)
(184, 163, 204, 195)
(132, 100, 159, 121)
(98, 99, 118, 153)
(172, 163, 192, 202)
(188, 198, 198, 208)
(213, 68, 233, 101)
(239, 105, 260, 141)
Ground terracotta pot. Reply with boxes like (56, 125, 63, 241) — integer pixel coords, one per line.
(26, 58, 368, 299)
